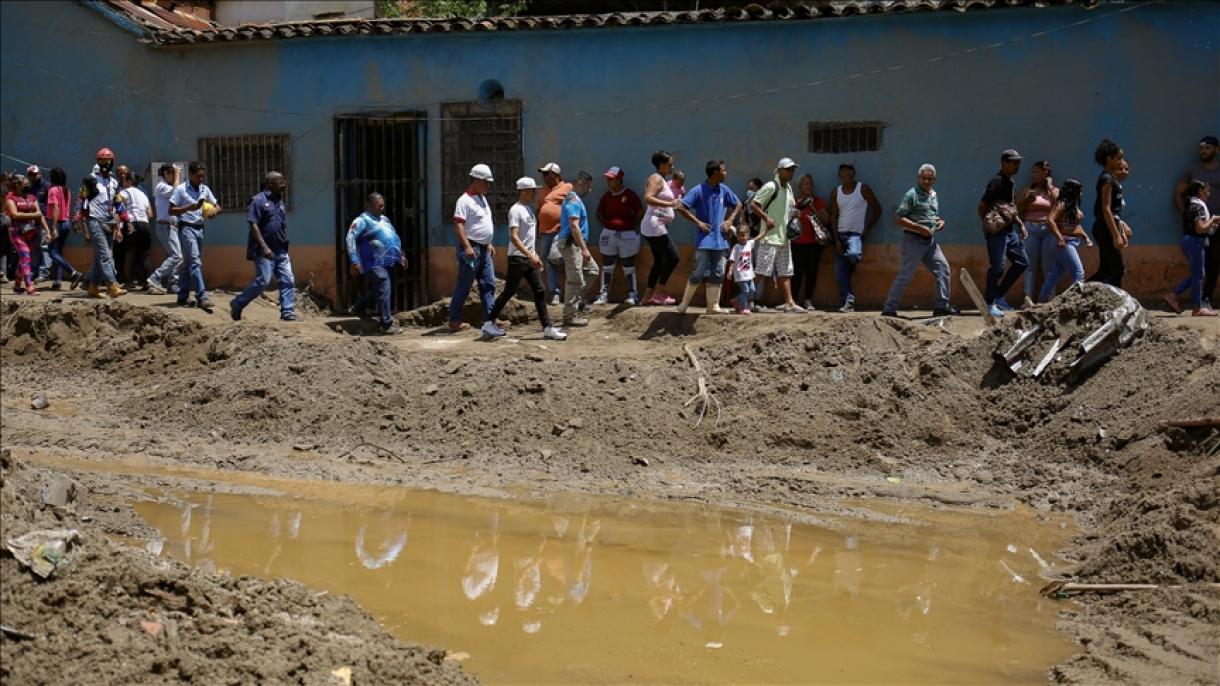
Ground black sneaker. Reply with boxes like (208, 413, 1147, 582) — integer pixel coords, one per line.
(197, 298, 215, 313)
(70, 273, 83, 290)
(229, 302, 241, 321)
(280, 313, 300, 322)
(932, 305, 961, 317)
(347, 305, 371, 320)
(881, 310, 899, 318)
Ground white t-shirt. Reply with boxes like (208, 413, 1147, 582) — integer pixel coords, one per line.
(507, 202, 537, 257)
(154, 180, 176, 224)
(454, 192, 494, 245)
(121, 185, 151, 223)
(730, 239, 756, 282)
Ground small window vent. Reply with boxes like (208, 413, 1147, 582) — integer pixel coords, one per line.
(808, 122, 884, 154)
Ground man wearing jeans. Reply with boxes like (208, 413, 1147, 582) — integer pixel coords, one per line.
(560, 171, 595, 327)
(676, 160, 742, 315)
(346, 192, 405, 335)
(828, 163, 881, 313)
(448, 163, 498, 332)
(536, 162, 571, 305)
(84, 148, 127, 298)
(147, 163, 181, 295)
(231, 172, 297, 322)
(978, 149, 1029, 318)
(169, 161, 219, 313)
(882, 164, 958, 318)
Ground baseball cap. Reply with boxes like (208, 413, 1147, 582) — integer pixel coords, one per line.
(515, 176, 538, 190)
(25, 164, 40, 174)
(1202, 136, 1220, 146)
(776, 157, 799, 170)
(537, 162, 561, 175)
(469, 163, 494, 182)
(603, 166, 624, 179)
(1001, 149, 1024, 162)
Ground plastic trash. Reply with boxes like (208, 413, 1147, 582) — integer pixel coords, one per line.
(6, 529, 80, 578)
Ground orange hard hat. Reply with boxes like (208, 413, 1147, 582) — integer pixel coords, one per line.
(96, 147, 115, 160)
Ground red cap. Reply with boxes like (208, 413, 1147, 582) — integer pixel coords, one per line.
(603, 166, 624, 179)
(25, 164, 40, 174)
(96, 147, 115, 160)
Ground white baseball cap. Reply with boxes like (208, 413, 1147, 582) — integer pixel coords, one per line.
(537, 162, 561, 174)
(516, 176, 538, 190)
(776, 157, 799, 170)
(469, 163, 494, 181)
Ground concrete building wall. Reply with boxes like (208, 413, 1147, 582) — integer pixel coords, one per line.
(214, 1, 373, 24)
(2, 1, 1217, 306)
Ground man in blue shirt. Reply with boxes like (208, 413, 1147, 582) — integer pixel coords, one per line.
(677, 159, 741, 314)
(230, 172, 297, 322)
(169, 161, 220, 313)
(346, 192, 406, 335)
(558, 171, 595, 327)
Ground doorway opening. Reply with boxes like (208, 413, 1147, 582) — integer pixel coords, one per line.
(334, 114, 427, 311)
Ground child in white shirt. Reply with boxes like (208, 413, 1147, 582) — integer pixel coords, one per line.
(728, 225, 756, 315)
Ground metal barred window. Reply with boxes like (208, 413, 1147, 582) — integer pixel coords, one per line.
(197, 134, 291, 210)
(441, 100, 523, 222)
(807, 122, 884, 155)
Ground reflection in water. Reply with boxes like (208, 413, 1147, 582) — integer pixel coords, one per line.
(136, 490, 1075, 685)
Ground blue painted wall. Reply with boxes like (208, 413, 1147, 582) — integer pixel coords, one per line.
(2, 1, 1217, 284)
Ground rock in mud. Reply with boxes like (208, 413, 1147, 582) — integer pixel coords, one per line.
(30, 395, 49, 410)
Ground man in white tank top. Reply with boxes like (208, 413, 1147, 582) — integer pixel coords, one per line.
(828, 163, 881, 312)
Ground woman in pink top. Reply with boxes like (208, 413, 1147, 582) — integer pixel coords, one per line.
(4, 174, 48, 295)
(44, 167, 83, 290)
(1016, 160, 1058, 308)
(640, 151, 686, 305)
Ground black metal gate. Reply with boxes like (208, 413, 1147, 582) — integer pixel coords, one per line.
(334, 114, 427, 311)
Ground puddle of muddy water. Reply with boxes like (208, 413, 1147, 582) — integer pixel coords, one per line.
(131, 486, 1075, 685)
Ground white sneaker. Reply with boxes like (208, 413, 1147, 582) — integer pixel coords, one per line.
(550, 294, 561, 306)
(593, 293, 609, 305)
(543, 326, 568, 340)
(625, 294, 637, 306)
(675, 302, 688, 314)
(481, 321, 506, 338)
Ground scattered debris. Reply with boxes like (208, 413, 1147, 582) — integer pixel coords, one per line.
(30, 395, 49, 410)
(139, 620, 164, 638)
(1040, 580, 1220, 598)
(423, 384, 440, 395)
(682, 343, 721, 427)
(958, 269, 996, 326)
(38, 476, 78, 508)
(6, 528, 80, 578)
(1, 624, 36, 641)
(632, 456, 650, 467)
(329, 666, 353, 686)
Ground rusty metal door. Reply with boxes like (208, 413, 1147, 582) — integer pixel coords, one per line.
(334, 114, 427, 310)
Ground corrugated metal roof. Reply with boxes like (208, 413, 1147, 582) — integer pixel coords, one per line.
(90, 1, 1102, 47)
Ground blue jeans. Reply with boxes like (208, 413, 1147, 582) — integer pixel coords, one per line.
(448, 243, 495, 324)
(150, 221, 181, 291)
(736, 278, 756, 310)
(834, 233, 863, 304)
(352, 265, 394, 328)
(47, 220, 77, 284)
(883, 233, 950, 312)
(1039, 237, 1085, 302)
(1172, 234, 1209, 309)
(233, 251, 296, 317)
(540, 233, 563, 298)
(176, 226, 207, 303)
(86, 218, 117, 286)
(984, 227, 1028, 304)
(687, 248, 727, 284)
(1023, 221, 1056, 298)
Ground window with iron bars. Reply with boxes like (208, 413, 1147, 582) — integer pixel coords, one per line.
(197, 134, 291, 210)
(441, 100, 523, 222)
(807, 122, 884, 155)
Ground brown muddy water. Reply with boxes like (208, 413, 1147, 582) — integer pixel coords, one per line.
(132, 485, 1076, 684)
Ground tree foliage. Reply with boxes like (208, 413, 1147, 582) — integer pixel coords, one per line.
(376, 0, 528, 19)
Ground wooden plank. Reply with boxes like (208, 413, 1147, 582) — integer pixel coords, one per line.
(959, 268, 996, 326)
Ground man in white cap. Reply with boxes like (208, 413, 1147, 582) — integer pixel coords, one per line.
(448, 163, 498, 331)
(750, 157, 804, 312)
(594, 165, 644, 305)
(481, 177, 567, 340)
(536, 162, 570, 304)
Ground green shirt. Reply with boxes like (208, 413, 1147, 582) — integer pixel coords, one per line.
(897, 186, 940, 233)
(753, 175, 795, 245)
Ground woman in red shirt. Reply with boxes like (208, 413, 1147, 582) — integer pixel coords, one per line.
(791, 174, 830, 310)
(45, 167, 83, 290)
(4, 174, 48, 295)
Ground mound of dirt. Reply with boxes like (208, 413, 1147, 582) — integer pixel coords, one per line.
(398, 280, 534, 328)
(0, 450, 476, 686)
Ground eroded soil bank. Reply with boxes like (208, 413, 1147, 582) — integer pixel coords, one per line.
(1, 289, 1217, 684)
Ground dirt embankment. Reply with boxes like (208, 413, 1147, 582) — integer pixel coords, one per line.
(1, 289, 1218, 685)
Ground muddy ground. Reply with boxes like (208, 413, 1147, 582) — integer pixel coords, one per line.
(0, 286, 1217, 685)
